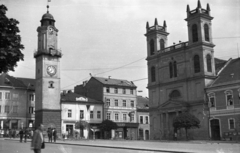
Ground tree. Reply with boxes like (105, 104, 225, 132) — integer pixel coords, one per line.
(75, 120, 89, 138)
(173, 112, 200, 140)
(99, 120, 118, 139)
(0, 5, 24, 73)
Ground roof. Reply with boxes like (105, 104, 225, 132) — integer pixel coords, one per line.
(209, 58, 240, 87)
(0, 73, 27, 89)
(61, 92, 103, 104)
(136, 96, 149, 111)
(214, 58, 227, 74)
(92, 77, 137, 88)
(42, 12, 54, 20)
(16, 77, 35, 90)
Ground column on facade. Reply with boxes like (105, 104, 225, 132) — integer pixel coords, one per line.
(166, 112, 169, 130)
(160, 113, 163, 132)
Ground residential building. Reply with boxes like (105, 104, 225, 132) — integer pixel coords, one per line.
(74, 77, 139, 139)
(206, 58, 240, 140)
(0, 73, 35, 131)
(145, 1, 219, 140)
(137, 96, 150, 140)
(61, 91, 103, 139)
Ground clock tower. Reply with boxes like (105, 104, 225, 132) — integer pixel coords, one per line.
(34, 5, 62, 133)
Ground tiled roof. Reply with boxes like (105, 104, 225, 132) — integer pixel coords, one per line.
(16, 77, 35, 90)
(0, 73, 26, 88)
(61, 92, 103, 104)
(209, 58, 240, 87)
(93, 77, 137, 88)
(214, 58, 227, 74)
(136, 96, 149, 110)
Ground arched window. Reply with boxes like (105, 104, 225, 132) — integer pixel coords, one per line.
(150, 40, 155, 55)
(192, 24, 198, 42)
(194, 55, 200, 73)
(151, 66, 156, 82)
(169, 90, 181, 99)
(173, 61, 177, 77)
(206, 54, 212, 72)
(169, 62, 173, 78)
(160, 39, 165, 50)
(204, 24, 210, 41)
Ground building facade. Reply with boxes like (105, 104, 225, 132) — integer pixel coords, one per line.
(75, 77, 139, 139)
(137, 96, 150, 140)
(145, 1, 216, 140)
(206, 58, 240, 141)
(0, 73, 35, 132)
(61, 92, 103, 139)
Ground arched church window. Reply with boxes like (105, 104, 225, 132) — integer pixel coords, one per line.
(151, 66, 156, 82)
(173, 61, 177, 77)
(204, 24, 210, 42)
(169, 62, 173, 78)
(160, 39, 165, 50)
(169, 90, 181, 99)
(194, 55, 200, 73)
(150, 40, 155, 55)
(206, 54, 212, 72)
(192, 24, 198, 42)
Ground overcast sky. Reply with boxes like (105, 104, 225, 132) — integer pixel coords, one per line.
(2, 0, 240, 97)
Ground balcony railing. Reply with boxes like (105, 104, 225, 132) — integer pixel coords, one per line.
(158, 41, 188, 54)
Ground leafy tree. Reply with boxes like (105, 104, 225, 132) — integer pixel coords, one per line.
(173, 112, 200, 140)
(75, 120, 89, 138)
(0, 5, 24, 73)
(99, 120, 118, 139)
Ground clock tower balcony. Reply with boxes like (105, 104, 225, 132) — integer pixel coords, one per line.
(34, 49, 62, 58)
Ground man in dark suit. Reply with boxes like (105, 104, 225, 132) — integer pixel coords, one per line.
(31, 124, 44, 153)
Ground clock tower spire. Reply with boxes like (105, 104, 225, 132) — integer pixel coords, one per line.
(34, 5, 62, 133)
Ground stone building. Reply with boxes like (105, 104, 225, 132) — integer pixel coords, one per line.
(0, 73, 35, 131)
(206, 58, 240, 141)
(145, 1, 218, 140)
(74, 77, 139, 139)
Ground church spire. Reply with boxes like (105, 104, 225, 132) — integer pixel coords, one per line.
(197, 0, 202, 9)
(154, 18, 158, 26)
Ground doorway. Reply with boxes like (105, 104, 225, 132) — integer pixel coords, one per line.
(210, 119, 221, 140)
(145, 130, 149, 140)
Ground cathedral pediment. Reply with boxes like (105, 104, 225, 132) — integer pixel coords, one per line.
(158, 99, 190, 110)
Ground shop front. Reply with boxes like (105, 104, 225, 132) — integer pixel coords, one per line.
(116, 122, 139, 140)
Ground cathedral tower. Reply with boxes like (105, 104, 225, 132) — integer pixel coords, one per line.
(34, 5, 62, 132)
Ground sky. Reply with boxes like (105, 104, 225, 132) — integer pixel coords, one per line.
(1, 0, 240, 98)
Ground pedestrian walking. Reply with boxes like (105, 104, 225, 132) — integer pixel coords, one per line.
(47, 128, 52, 142)
(24, 129, 28, 142)
(19, 129, 24, 142)
(53, 128, 57, 142)
(30, 129, 34, 139)
(31, 124, 45, 153)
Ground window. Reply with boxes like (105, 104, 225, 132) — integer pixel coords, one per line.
(131, 101, 134, 107)
(169, 90, 181, 99)
(29, 94, 35, 101)
(204, 24, 210, 41)
(106, 87, 110, 93)
(130, 89, 134, 95)
(160, 39, 165, 50)
(229, 118, 235, 130)
(107, 112, 111, 120)
(206, 54, 212, 72)
(12, 93, 18, 99)
(173, 61, 177, 77)
(123, 114, 127, 121)
(194, 55, 200, 73)
(122, 88, 126, 94)
(151, 66, 156, 82)
(29, 107, 34, 114)
(0, 105, 1, 113)
(114, 88, 118, 94)
(122, 100, 126, 107)
(208, 93, 215, 107)
(90, 111, 93, 119)
(5, 105, 9, 113)
(5, 92, 11, 100)
(145, 116, 149, 124)
(68, 110, 72, 118)
(80, 110, 84, 119)
(0, 92, 2, 100)
(130, 113, 134, 122)
(13, 106, 18, 113)
(192, 24, 198, 42)
(225, 90, 234, 107)
(97, 111, 101, 119)
(150, 39, 155, 55)
(106, 99, 110, 106)
(140, 116, 143, 124)
(115, 99, 118, 106)
(169, 62, 173, 78)
(115, 113, 119, 121)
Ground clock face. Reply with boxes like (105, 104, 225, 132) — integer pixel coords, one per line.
(47, 65, 57, 76)
(48, 27, 54, 35)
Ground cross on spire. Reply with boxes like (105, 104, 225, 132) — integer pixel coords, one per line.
(47, 5, 49, 13)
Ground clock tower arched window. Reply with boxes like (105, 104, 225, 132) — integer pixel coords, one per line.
(169, 62, 173, 78)
(194, 55, 200, 73)
(204, 24, 210, 42)
(160, 39, 165, 50)
(206, 54, 212, 72)
(150, 40, 155, 55)
(192, 24, 198, 42)
(151, 66, 156, 82)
